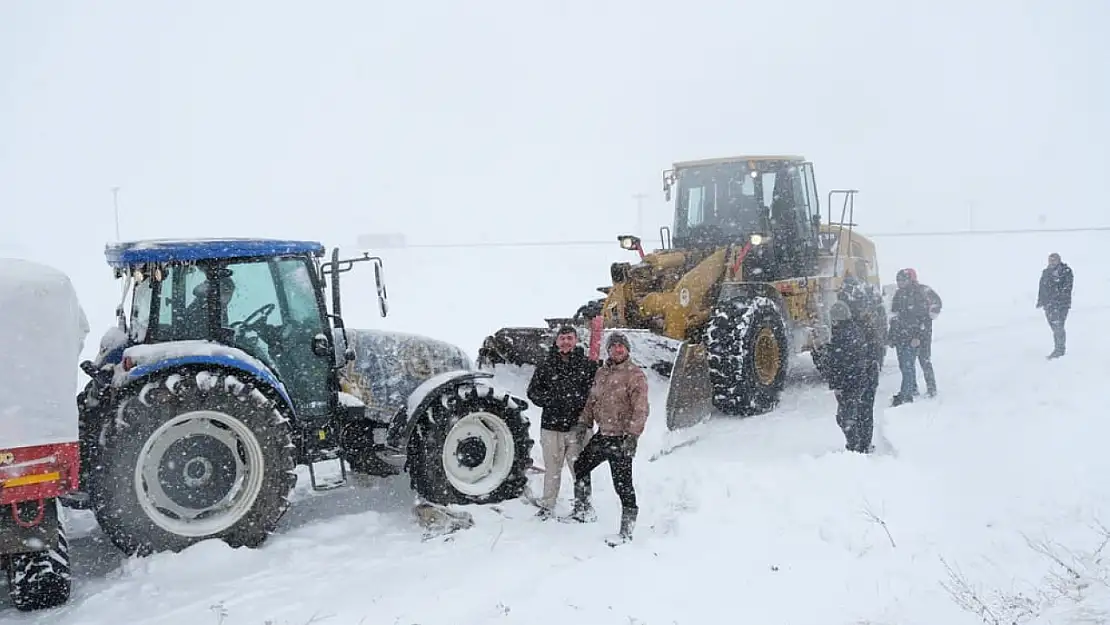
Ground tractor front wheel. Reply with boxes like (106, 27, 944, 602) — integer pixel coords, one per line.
(706, 296, 789, 415)
(407, 382, 533, 505)
(91, 370, 297, 556)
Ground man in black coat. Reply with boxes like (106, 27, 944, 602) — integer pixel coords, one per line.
(526, 326, 600, 518)
(826, 300, 882, 453)
(888, 268, 934, 406)
(1036, 252, 1074, 359)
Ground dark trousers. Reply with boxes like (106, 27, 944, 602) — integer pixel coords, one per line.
(1045, 306, 1069, 353)
(573, 434, 637, 510)
(916, 337, 936, 394)
(836, 374, 878, 452)
(895, 345, 918, 399)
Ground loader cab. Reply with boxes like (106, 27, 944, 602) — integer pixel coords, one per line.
(664, 156, 822, 280)
(107, 240, 342, 422)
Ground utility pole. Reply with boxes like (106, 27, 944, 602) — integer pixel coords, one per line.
(632, 193, 647, 239)
(111, 186, 121, 241)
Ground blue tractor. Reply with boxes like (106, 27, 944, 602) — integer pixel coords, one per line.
(73, 239, 534, 556)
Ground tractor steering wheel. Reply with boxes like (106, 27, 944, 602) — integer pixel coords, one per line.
(230, 303, 276, 334)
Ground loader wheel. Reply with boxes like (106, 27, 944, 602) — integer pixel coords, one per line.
(90, 369, 297, 556)
(706, 296, 789, 415)
(5, 501, 71, 611)
(407, 382, 533, 505)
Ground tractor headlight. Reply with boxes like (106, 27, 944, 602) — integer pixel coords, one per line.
(749, 234, 765, 246)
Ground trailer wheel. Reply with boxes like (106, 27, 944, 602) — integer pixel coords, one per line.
(706, 296, 789, 415)
(407, 382, 533, 505)
(91, 369, 297, 556)
(6, 501, 71, 612)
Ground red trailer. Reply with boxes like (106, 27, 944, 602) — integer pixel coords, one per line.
(1, 258, 88, 611)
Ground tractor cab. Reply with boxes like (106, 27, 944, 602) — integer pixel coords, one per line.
(99, 239, 386, 426)
(662, 155, 823, 281)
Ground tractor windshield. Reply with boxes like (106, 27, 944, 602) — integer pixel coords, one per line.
(672, 160, 797, 248)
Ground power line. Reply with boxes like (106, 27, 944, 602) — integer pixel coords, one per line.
(370, 226, 1110, 250)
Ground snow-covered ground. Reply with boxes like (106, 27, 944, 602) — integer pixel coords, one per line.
(5, 232, 1110, 625)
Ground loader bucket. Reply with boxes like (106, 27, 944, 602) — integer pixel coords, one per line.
(476, 326, 555, 369)
(664, 342, 714, 430)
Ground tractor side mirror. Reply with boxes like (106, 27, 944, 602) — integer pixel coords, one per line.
(373, 259, 389, 318)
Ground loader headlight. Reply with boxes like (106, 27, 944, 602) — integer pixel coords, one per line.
(618, 235, 642, 251)
(749, 234, 765, 246)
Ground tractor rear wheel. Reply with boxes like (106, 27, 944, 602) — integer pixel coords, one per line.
(706, 296, 789, 415)
(407, 382, 533, 505)
(5, 501, 71, 611)
(90, 370, 297, 556)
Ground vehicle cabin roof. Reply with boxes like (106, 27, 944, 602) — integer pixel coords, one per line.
(672, 155, 807, 169)
(105, 238, 326, 269)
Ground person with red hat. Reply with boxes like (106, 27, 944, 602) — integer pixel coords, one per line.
(888, 268, 942, 405)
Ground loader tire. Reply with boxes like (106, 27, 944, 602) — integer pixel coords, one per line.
(90, 369, 297, 556)
(5, 501, 71, 611)
(706, 296, 789, 415)
(407, 382, 533, 505)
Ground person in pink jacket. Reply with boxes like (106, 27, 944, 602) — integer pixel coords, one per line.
(566, 332, 649, 544)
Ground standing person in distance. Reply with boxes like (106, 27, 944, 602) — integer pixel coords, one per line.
(1036, 252, 1074, 359)
(567, 332, 649, 547)
(888, 268, 934, 406)
(826, 295, 882, 454)
(525, 326, 600, 520)
(907, 268, 943, 397)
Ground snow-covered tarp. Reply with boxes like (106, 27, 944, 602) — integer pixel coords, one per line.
(340, 329, 473, 421)
(0, 258, 89, 449)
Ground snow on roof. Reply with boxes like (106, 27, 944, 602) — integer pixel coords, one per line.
(104, 238, 326, 268)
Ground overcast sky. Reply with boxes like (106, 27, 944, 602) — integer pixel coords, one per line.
(2, 0, 1107, 353)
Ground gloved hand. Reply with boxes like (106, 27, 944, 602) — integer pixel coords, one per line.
(910, 338, 921, 348)
(619, 434, 638, 456)
(929, 306, 941, 320)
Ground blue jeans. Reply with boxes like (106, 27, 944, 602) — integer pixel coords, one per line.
(896, 345, 918, 399)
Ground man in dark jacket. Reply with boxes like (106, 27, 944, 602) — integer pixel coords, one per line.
(826, 299, 882, 453)
(906, 268, 942, 397)
(888, 268, 934, 406)
(1036, 252, 1074, 359)
(526, 326, 599, 519)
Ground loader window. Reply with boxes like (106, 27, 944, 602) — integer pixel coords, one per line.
(673, 162, 767, 246)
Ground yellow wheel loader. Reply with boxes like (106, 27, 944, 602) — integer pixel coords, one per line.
(478, 155, 885, 430)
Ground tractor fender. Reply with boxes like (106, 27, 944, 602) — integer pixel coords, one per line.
(385, 370, 527, 449)
(113, 352, 295, 414)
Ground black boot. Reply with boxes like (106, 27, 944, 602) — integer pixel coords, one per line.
(605, 507, 638, 546)
(564, 480, 596, 523)
(620, 506, 637, 540)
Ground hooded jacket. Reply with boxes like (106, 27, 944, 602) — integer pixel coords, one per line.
(578, 357, 650, 437)
(1038, 262, 1073, 309)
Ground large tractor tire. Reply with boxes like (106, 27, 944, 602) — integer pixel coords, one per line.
(5, 501, 71, 611)
(706, 296, 790, 415)
(407, 381, 533, 505)
(90, 369, 297, 556)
